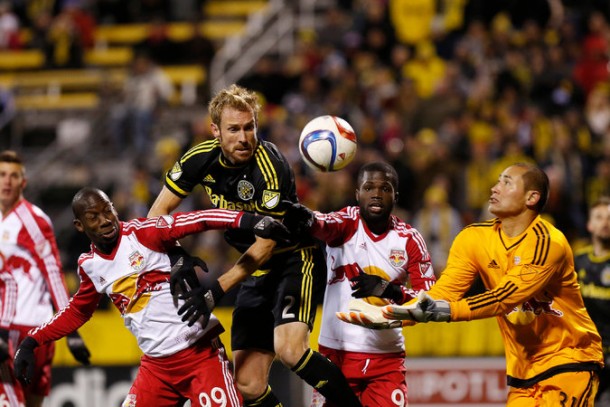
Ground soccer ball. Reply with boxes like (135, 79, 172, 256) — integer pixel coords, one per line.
(299, 115, 357, 172)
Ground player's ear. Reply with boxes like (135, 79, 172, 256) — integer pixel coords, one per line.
(394, 190, 399, 203)
(526, 191, 540, 206)
(211, 122, 220, 139)
(73, 218, 84, 233)
(355, 188, 360, 203)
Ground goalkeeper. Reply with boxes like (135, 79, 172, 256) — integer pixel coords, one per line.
(342, 163, 604, 406)
(284, 162, 437, 407)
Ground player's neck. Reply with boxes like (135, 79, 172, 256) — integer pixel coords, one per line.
(592, 239, 610, 257)
(1, 196, 22, 217)
(499, 212, 537, 238)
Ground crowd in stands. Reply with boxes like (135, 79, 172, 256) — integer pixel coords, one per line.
(3, 0, 610, 286)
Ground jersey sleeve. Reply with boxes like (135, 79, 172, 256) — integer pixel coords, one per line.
(28, 268, 102, 345)
(449, 238, 567, 322)
(253, 142, 298, 217)
(164, 140, 217, 198)
(310, 207, 357, 246)
(27, 208, 71, 311)
(404, 228, 436, 292)
(129, 210, 244, 252)
(427, 228, 483, 302)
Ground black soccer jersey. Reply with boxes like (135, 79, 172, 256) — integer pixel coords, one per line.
(575, 246, 610, 351)
(164, 138, 299, 251)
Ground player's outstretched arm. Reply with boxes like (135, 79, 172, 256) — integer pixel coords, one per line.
(336, 299, 406, 330)
(178, 238, 276, 327)
(382, 291, 451, 322)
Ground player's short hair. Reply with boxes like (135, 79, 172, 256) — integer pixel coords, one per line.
(357, 162, 399, 190)
(0, 150, 25, 175)
(72, 187, 111, 218)
(589, 196, 610, 215)
(208, 84, 261, 127)
(512, 162, 549, 212)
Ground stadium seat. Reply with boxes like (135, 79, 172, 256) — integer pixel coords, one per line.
(0, 50, 45, 70)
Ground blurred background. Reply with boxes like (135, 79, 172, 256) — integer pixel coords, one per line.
(2, 0, 609, 405)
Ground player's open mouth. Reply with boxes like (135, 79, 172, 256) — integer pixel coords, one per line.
(369, 204, 383, 213)
(100, 228, 117, 239)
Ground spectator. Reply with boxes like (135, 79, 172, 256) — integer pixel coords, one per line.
(109, 52, 173, 157)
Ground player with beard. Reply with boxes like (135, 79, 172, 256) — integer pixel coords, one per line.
(148, 84, 362, 407)
(575, 197, 610, 405)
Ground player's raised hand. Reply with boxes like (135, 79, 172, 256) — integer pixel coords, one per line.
(67, 331, 91, 365)
(168, 246, 208, 297)
(336, 299, 404, 330)
(14, 337, 38, 385)
(382, 291, 451, 322)
(239, 213, 291, 243)
(281, 200, 314, 237)
(178, 280, 225, 327)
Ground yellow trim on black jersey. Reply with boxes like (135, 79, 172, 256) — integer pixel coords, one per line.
(181, 139, 219, 163)
(166, 177, 189, 197)
(299, 247, 314, 322)
(255, 147, 279, 190)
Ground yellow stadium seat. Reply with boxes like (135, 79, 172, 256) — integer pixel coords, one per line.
(204, 1, 268, 17)
(15, 93, 100, 110)
(0, 50, 45, 70)
(84, 47, 134, 67)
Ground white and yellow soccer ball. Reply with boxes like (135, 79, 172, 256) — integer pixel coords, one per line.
(299, 115, 357, 172)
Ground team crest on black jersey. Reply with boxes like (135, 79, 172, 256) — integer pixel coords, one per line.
(237, 180, 255, 200)
(389, 249, 406, 267)
(262, 190, 280, 209)
(129, 251, 145, 272)
(169, 162, 183, 181)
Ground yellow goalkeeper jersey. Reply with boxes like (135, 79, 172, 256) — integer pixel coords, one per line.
(428, 215, 603, 387)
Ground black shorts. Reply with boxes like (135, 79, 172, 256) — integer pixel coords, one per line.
(231, 244, 327, 352)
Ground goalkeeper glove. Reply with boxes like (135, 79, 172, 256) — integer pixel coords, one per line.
(281, 200, 314, 236)
(178, 280, 225, 327)
(67, 331, 91, 365)
(168, 246, 209, 296)
(350, 274, 416, 303)
(239, 213, 291, 243)
(0, 329, 9, 363)
(336, 299, 404, 330)
(383, 290, 451, 322)
(14, 337, 38, 385)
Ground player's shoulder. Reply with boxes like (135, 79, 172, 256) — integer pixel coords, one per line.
(180, 139, 221, 163)
(390, 215, 418, 237)
(258, 140, 289, 164)
(461, 218, 499, 234)
(19, 199, 53, 227)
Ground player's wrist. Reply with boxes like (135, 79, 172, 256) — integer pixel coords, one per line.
(238, 212, 261, 230)
(20, 337, 39, 351)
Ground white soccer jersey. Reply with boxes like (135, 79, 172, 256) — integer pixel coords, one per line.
(30, 209, 245, 357)
(312, 206, 436, 354)
(0, 199, 70, 327)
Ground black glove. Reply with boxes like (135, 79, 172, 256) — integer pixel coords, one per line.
(0, 329, 9, 363)
(167, 246, 209, 296)
(350, 274, 412, 304)
(178, 280, 225, 327)
(282, 200, 314, 236)
(239, 213, 291, 243)
(14, 336, 38, 385)
(67, 331, 91, 365)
